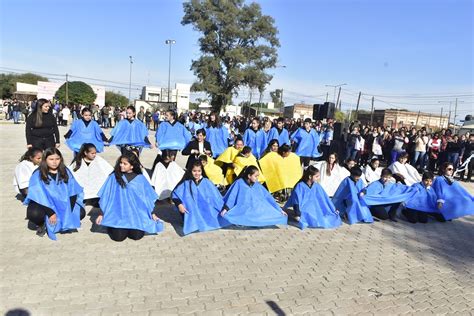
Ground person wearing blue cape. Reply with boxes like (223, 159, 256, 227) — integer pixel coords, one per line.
(172, 161, 231, 235)
(284, 165, 342, 229)
(155, 110, 192, 159)
(220, 165, 288, 227)
(108, 105, 155, 154)
(432, 162, 474, 221)
(243, 118, 266, 159)
(403, 171, 439, 223)
(259, 120, 276, 157)
(270, 117, 290, 147)
(332, 167, 374, 224)
(96, 153, 163, 242)
(24, 148, 85, 240)
(362, 168, 417, 222)
(290, 118, 322, 167)
(205, 112, 229, 158)
(64, 107, 108, 155)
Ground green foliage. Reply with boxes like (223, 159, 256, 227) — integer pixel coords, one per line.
(0, 73, 48, 99)
(182, 0, 280, 112)
(334, 110, 345, 122)
(269, 89, 284, 108)
(56, 81, 96, 105)
(105, 91, 128, 107)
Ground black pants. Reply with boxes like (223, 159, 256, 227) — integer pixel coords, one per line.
(402, 208, 428, 224)
(459, 158, 474, 181)
(107, 227, 145, 242)
(369, 203, 400, 220)
(30, 136, 56, 151)
(27, 201, 85, 226)
(300, 156, 311, 167)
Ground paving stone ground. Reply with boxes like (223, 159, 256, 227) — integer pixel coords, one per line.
(0, 122, 473, 316)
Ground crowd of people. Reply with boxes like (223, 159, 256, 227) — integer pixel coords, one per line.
(13, 98, 474, 242)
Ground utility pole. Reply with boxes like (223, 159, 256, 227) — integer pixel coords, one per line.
(439, 107, 443, 129)
(279, 89, 283, 108)
(354, 91, 361, 120)
(415, 110, 420, 127)
(129, 56, 133, 104)
(453, 98, 458, 133)
(325, 92, 329, 102)
(336, 87, 342, 111)
(165, 39, 176, 103)
(370, 96, 374, 125)
(65, 73, 69, 105)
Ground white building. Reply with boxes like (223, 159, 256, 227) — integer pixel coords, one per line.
(141, 83, 190, 113)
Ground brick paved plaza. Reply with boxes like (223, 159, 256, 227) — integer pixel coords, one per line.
(1, 123, 473, 315)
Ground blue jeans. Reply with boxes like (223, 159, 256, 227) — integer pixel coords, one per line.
(411, 151, 426, 169)
(448, 152, 460, 169)
(12, 111, 20, 123)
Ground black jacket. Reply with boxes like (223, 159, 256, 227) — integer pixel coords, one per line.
(182, 140, 212, 170)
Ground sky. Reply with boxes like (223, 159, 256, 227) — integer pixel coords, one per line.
(1, 0, 473, 120)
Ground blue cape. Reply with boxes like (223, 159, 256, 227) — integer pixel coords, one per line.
(65, 119, 105, 153)
(223, 178, 288, 227)
(109, 119, 150, 147)
(270, 127, 290, 146)
(97, 174, 163, 233)
(432, 176, 474, 220)
(155, 121, 192, 150)
(290, 128, 321, 158)
(172, 178, 231, 235)
(331, 177, 373, 224)
(405, 182, 439, 213)
(243, 128, 266, 158)
(24, 169, 84, 240)
(363, 180, 417, 206)
(205, 125, 229, 158)
(284, 181, 342, 229)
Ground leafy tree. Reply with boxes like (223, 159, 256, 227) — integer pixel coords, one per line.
(182, 0, 280, 112)
(0, 73, 48, 99)
(105, 91, 128, 107)
(334, 110, 345, 122)
(56, 81, 96, 105)
(269, 89, 284, 108)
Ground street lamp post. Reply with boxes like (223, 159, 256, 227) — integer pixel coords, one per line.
(165, 39, 176, 103)
(129, 56, 133, 104)
(325, 83, 347, 110)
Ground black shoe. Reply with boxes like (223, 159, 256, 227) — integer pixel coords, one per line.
(36, 224, 46, 237)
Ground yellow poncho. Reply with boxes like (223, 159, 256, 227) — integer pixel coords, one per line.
(204, 157, 226, 186)
(233, 154, 266, 183)
(258, 152, 302, 193)
(216, 146, 242, 184)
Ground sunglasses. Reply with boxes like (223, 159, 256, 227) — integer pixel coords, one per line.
(446, 168, 454, 171)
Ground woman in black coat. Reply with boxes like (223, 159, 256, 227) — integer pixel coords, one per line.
(25, 99, 60, 150)
(181, 128, 212, 171)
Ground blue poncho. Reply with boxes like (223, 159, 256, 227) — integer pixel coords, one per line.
(223, 178, 288, 227)
(109, 119, 150, 147)
(66, 119, 105, 153)
(332, 177, 373, 224)
(290, 128, 321, 158)
(270, 127, 290, 146)
(243, 128, 266, 158)
(405, 182, 439, 213)
(155, 121, 192, 150)
(172, 178, 231, 235)
(432, 176, 474, 220)
(24, 169, 84, 240)
(97, 174, 163, 234)
(363, 180, 417, 206)
(205, 125, 229, 158)
(284, 181, 342, 229)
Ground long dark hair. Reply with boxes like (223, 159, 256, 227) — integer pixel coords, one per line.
(19, 147, 43, 162)
(33, 98, 50, 127)
(262, 139, 279, 157)
(151, 149, 173, 173)
(174, 160, 208, 201)
(236, 165, 259, 182)
(278, 144, 291, 156)
(73, 143, 96, 171)
(325, 152, 339, 176)
(113, 153, 143, 188)
(39, 148, 69, 184)
(300, 165, 320, 183)
(207, 111, 221, 128)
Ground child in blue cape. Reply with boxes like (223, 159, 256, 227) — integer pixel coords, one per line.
(172, 161, 231, 235)
(403, 171, 438, 223)
(205, 112, 230, 158)
(243, 118, 265, 159)
(332, 167, 374, 224)
(284, 165, 342, 229)
(64, 107, 108, 155)
(270, 117, 290, 147)
(24, 148, 85, 239)
(432, 162, 474, 221)
(155, 110, 192, 159)
(96, 153, 163, 242)
(363, 168, 417, 222)
(108, 105, 155, 155)
(290, 118, 321, 167)
(220, 165, 288, 227)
